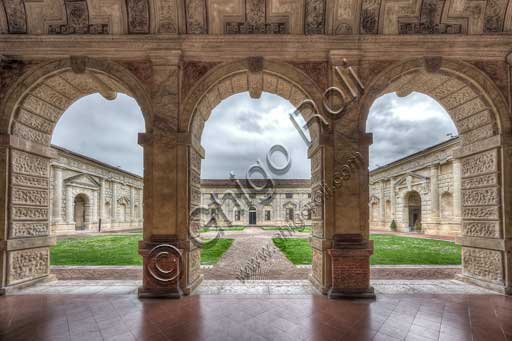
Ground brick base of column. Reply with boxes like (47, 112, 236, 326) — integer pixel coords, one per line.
(138, 236, 184, 299)
(327, 234, 375, 299)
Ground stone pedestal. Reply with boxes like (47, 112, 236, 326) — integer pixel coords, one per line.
(327, 234, 375, 299)
(138, 235, 184, 298)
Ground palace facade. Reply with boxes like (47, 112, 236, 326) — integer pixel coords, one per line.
(369, 138, 462, 236)
(50, 146, 143, 235)
(200, 179, 312, 227)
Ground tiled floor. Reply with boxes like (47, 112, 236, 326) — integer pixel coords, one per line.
(1, 289, 511, 340)
(10, 279, 495, 296)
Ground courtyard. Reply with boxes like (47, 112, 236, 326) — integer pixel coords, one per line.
(2, 2, 512, 340)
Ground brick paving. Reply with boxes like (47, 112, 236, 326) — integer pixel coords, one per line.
(202, 227, 310, 280)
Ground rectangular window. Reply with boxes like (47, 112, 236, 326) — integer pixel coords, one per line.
(307, 209, 312, 220)
(265, 210, 271, 221)
(287, 208, 294, 221)
(249, 193, 256, 199)
(286, 193, 293, 199)
(234, 210, 240, 221)
(307, 193, 311, 198)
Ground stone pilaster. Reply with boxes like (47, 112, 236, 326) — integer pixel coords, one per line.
(130, 187, 135, 222)
(92, 191, 98, 224)
(390, 177, 396, 219)
(65, 185, 73, 224)
(99, 178, 105, 222)
(453, 159, 462, 218)
(379, 181, 385, 224)
(430, 164, 439, 220)
(111, 181, 117, 223)
(52, 166, 63, 223)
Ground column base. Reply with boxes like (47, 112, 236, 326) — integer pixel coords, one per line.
(183, 273, 203, 295)
(328, 234, 375, 300)
(328, 286, 376, 299)
(2, 274, 57, 295)
(309, 273, 328, 295)
(138, 287, 183, 299)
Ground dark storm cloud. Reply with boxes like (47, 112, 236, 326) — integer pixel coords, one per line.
(52, 94, 145, 176)
(366, 92, 458, 170)
(53, 91, 456, 179)
(200, 92, 311, 179)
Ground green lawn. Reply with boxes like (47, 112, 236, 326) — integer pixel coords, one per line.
(261, 226, 312, 233)
(272, 238, 312, 265)
(272, 234, 462, 265)
(50, 233, 233, 266)
(200, 226, 246, 232)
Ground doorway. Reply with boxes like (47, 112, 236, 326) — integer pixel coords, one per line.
(249, 208, 256, 225)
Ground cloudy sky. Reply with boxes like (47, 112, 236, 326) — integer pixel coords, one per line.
(53, 91, 458, 178)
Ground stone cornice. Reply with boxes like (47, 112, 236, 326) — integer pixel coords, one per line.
(0, 35, 511, 62)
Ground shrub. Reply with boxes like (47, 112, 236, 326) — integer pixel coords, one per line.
(390, 220, 397, 231)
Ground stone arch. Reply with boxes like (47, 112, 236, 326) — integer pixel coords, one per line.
(2, 57, 152, 142)
(0, 57, 150, 287)
(404, 190, 422, 229)
(360, 58, 509, 140)
(361, 58, 510, 292)
(183, 59, 325, 148)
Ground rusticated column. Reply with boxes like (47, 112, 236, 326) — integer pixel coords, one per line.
(309, 134, 335, 294)
(138, 52, 184, 298)
(454, 136, 511, 294)
(0, 135, 57, 294)
(327, 131, 375, 299)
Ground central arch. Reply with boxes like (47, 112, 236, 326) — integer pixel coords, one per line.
(181, 59, 330, 293)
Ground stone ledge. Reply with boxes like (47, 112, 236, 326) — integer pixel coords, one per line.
(2, 236, 56, 251)
(456, 273, 510, 294)
(456, 235, 508, 251)
(0, 134, 57, 158)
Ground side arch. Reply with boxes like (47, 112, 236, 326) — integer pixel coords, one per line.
(361, 57, 512, 293)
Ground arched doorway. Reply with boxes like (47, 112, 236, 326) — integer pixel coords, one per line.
(248, 207, 257, 225)
(405, 191, 422, 231)
(73, 194, 89, 231)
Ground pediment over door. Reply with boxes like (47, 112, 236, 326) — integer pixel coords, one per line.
(64, 174, 100, 189)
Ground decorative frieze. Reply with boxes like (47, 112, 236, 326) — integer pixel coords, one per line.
(11, 222, 49, 238)
(462, 188, 499, 206)
(7, 248, 49, 285)
(11, 206, 48, 221)
(457, 110, 493, 133)
(461, 150, 497, 178)
(11, 150, 50, 177)
(462, 221, 500, 238)
(11, 187, 49, 206)
(304, 0, 326, 34)
(17, 109, 54, 134)
(312, 248, 323, 282)
(451, 97, 487, 122)
(126, 0, 150, 34)
(462, 206, 499, 220)
(21, 96, 60, 122)
(462, 124, 495, 145)
(185, 0, 208, 34)
(12, 174, 49, 189)
(3, 0, 27, 34)
(12, 122, 51, 145)
(462, 247, 503, 282)
(189, 248, 201, 283)
(461, 173, 498, 189)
